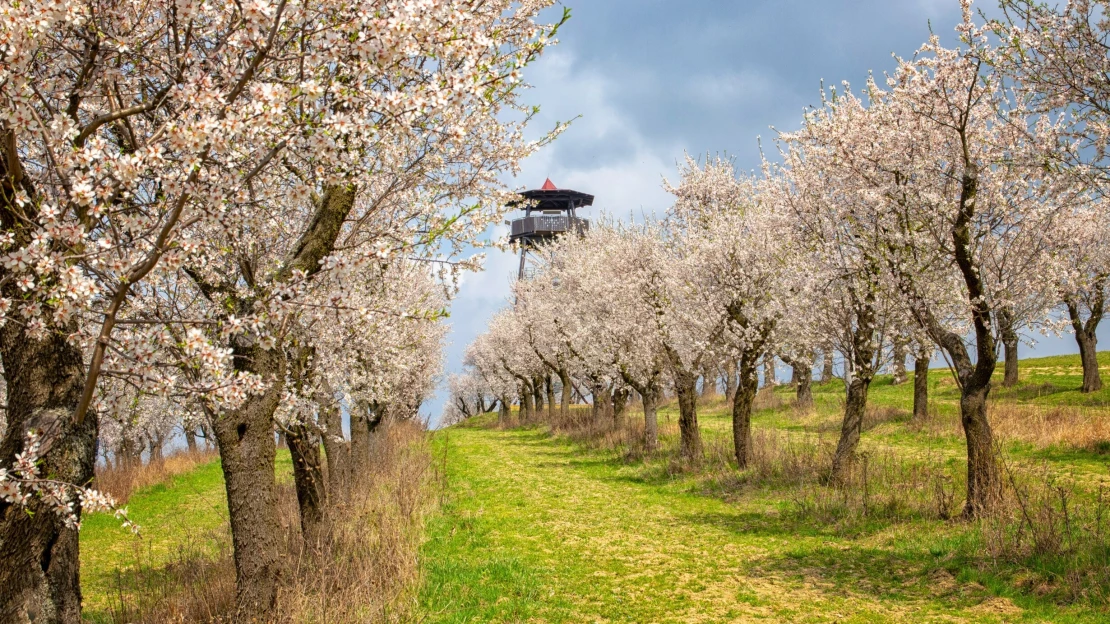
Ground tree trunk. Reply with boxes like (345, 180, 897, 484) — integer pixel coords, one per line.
(498, 396, 511, 427)
(317, 396, 348, 502)
(545, 376, 556, 421)
(732, 354, 759, 469)
(520, 384, 535, 424)
(148, 434, 165, 464)
(1066, 298, 1103, 393)
(700, 368, 718, 398)
(913, 354, 930, 420)
(821, 351, 834, 383)
(0, 329, 97, 624)
(349, 400, 372, 479)
(559, 370, 572, 420)
(1077, 330, 1102, 393)
(641, 390, 659, 451)
(961, 382, 1000, 516)
(795, 364, 813, 409)
(287, 423, 327, 544)
(724, 360, 738, 405)
(891, 336, 908, 385)
(184, 426, 198, 453)
(611, 387, 630, 425)
(673, 370, 702, 461)
(532, 376, 545, 420)
(999, 310, 1019, 388)
(830, 375, 871, 482)
(210, 346, 285, 618)
(762, 356, 776, 389)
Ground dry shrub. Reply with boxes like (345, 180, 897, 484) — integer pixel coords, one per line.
(977, 458, 1110, 604)
(105, 420, 435, 623)
(861, 404, 909, 432)
(95, 448, 219, 503)
(277, 419, 433, 623)
(990, 403, 1110, 452)
(753, 387, 784, 411)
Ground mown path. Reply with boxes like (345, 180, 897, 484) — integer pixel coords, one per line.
(417, 421, 1087, 624)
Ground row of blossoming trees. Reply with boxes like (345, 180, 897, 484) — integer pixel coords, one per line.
(453, 1, 1110, 531)
(0, 0, 566, 621)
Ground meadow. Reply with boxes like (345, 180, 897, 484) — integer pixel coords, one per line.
(80, 352, 1110, 622)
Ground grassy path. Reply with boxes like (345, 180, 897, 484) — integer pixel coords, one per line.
(418, 420, 1102, 623)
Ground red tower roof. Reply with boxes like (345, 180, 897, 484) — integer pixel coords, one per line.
(541, 178, 558, 190)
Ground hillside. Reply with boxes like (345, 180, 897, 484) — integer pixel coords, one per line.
(418, 352, 1110, 623)
(78, 352, 1110, 622)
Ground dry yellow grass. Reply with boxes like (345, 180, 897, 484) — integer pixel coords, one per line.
(94, 448, 219, 503)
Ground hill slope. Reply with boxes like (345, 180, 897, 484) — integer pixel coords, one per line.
(419, 353, 1110, 623)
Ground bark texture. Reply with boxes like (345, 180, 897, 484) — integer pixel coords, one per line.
(287, 423, 327, 544)
(0, 330, 97, 624)
(999, 310, 1019, 388)
(913, 354, 930, 421)
(821, 351, 835, 383)
(673, 370, 702, 461)
(724, 360, 738, 405)
(731, 354, 760, 469)
(830, 375, 871, 481)
(641, 390, 659, 451)
(1066, 296, 1104, 393)
(891, 336, 908, 385)
(210, 346, 285, 616)
(559, 369, 572, 420)
(762, 356, 776, 389)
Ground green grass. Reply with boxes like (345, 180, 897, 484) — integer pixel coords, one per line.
(418, 353, 1110, 623)
(75, 353, 1110, 622)
(80, 451, 293, 621)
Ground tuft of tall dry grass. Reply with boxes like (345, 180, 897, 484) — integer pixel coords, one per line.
(104, 420, 435, 623)
(990, 403, 1110, 454)
(95, 448, 219, 503)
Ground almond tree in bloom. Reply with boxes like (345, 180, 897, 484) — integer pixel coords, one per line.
(666, 157, 813, 468)
(1056, 206, 1110, 392)
(991, 0, 1110, 393)
(822, 11, 1080, 516)
(524, 221, 672, 447)
(0, 0, 563, 618)
(276, 258, 447, 542)
(778, 88, 910, 483)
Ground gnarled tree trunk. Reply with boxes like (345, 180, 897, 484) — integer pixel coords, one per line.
(724, 360, 738, 404)
(830, 297, 878, 484)
(0, 329, 97, 624)
(673, 369, 702, 461)
(1066, 296, 1104, 393)
(731, 353, 760, 469)
(210, 345, 285, 616)
(287, 422, 327, 544)
(999, 310, 1019, 388)
(913, 349, 931, 421)
(830, 374, 871, 481)
(891, 336, 908, 385)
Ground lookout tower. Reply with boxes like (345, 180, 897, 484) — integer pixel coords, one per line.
(508, 179, 593, 279)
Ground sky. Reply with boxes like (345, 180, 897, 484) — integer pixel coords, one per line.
(423, 0, 1109, 426)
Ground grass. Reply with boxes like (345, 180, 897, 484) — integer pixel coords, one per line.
(418, 352, 1110, 623)
(77, 353, 1109, 622)
(80, 450, 293, 621)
